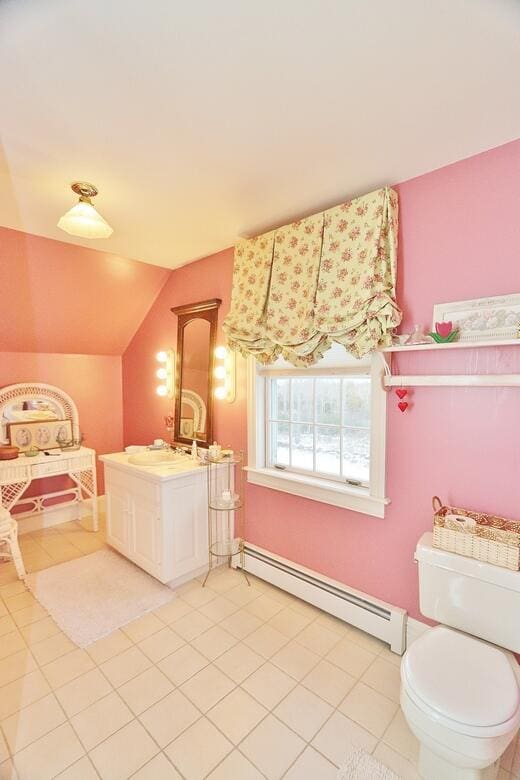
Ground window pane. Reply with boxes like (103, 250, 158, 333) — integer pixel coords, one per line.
(315, 377, 341, 425)
(270, 378, 289, 421)
(291, 378, 314, 423)
(291, 423, 313, 470)
(343, 378, 370, 428)
(342, 428, 370, 483)
(316, 426, 341, 475)
(270, 422, 289, 466)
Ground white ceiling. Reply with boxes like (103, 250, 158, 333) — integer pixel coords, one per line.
(1, 0, 519, 269)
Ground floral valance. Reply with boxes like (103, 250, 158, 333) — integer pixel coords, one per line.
(223, 186, 402, 365)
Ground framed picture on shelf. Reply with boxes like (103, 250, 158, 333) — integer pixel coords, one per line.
(7, 418, 73, 452)
(433, 294, 520, 343)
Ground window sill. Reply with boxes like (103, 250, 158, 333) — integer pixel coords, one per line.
(245, 467, 389, 518)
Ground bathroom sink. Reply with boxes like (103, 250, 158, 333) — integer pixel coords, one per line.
(128, 450, 190, 466)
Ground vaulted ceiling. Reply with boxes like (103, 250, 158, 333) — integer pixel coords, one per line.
(1, 0, 519, 269)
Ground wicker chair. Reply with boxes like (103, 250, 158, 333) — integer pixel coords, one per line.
(0, 507, 26, 580)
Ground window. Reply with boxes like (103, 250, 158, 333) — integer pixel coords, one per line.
(247, 345, 389, 518)
(267, 375, 371, 486)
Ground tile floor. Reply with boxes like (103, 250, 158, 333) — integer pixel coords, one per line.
(0, 516, 519, 779)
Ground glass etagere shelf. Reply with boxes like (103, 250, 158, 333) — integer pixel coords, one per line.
(203, 452, 249, 586)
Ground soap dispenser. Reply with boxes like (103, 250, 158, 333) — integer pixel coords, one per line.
(191, 439, 198, 459)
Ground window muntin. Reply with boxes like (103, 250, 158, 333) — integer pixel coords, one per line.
(266, 375, 371, 486)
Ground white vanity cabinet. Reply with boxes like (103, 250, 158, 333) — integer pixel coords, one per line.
(100, 453, 209, 585)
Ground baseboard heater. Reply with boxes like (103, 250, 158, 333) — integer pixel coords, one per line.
(238, 543, 407, 654)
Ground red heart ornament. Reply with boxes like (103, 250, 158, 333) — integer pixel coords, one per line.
(398, 401, 409, 413)
(395, 388, 408, 399)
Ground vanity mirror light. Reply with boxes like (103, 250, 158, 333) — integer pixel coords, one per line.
(171, 298, 221, 447)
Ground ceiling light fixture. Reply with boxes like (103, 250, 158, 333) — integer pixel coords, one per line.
(57, 182, 113, 239)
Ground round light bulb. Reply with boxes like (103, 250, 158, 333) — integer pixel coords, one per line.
(214, 366, 226, 380)
(156, 367, 167, 380)
(215, 346, 228, 360)
(156, 385, 167, 397)
(156, 351, 168, 363)
(214, 386, 227, 400)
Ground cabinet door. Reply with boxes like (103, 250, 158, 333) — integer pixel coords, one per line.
(167, 481, 208, 579)
(105, 485, 129, 553)
(130, 497, 160, 577)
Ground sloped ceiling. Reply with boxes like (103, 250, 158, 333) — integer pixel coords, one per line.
(0, 0, 519, 269)
(0, 227, 169, 355)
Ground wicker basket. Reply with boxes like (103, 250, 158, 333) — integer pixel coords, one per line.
(432, 496, 520, 571)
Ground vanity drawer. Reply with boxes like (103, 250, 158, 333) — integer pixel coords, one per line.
(32, 459, 70, 478)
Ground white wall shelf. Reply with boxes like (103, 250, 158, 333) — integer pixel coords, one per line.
(381, 338, 520, 353)
(380, 338, 520, 388)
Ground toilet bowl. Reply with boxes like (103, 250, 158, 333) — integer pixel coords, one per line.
(401, 625, 520, 779)
(401, 534, 520, 780)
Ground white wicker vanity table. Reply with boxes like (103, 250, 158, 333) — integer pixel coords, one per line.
(0, 382, 98, 531)
(0, 447, 98, 530)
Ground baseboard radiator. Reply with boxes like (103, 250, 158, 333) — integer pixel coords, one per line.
(239, 543, 407, 654)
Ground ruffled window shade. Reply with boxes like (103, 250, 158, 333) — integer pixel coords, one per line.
(223, 186, 402, 365)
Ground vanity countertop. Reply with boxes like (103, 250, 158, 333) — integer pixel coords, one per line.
(100, 450, 206, 483)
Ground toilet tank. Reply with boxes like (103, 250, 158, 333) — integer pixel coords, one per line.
(415, 532, 520, 653)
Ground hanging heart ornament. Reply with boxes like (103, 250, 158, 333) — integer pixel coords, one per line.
(398, 401, 409, 413)
(395, 388, 408, 399)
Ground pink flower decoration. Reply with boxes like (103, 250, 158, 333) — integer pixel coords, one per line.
(435, 321, 453, 338)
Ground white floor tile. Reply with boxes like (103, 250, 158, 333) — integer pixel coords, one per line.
(54, 668, 112, 718)
(270, 640, 320, 681)
(137, 626, 185, 663)
(13, 722, 84, 780)
(42, 649, 95, 689)
(295, 621, 341, 656)
(0, 650, 38, 688)
(325, 638, 376, 678)
(88, 719, 158, 779)
(85, 629, 132, 665)
(274, 685, 333, 741)
(246, 595, 284, 621)
(207, 687, 267, 744)
(71, 692, 133, 750)
(191, 624, 238, 661)
(118, 666, 173, 715)
(240, 714, 305, 780)
(55, 756, 99, 779)
(158, 644, 208, 686)
(2, 693, 66, 754)
(213, 642, 264, 683)
(121, 612, 164, 643)
(0, 670, 51, 720)
(339, 681, 398, 737)
(243, 624, 289, 659)
(283, 746, 338, 779)
(0, 631, 26, 662)
(170, 610, 214, 641)
(205, 749, 265, 779)
(382, 710, 420, 763)
(100, 646, 152, 688)
(374, 742, 420, 780)
(165, 717, 232, 780)
(301, 659, 356, 706)
(311, 710, 377, 767)
(139, 689, 200, 748)
(198, 595, 238, 622)
(361, 656, 401, 703)
(30, 632, 76, 666)
(153, 599, 192, 625)
(131, 752, 182, 779)
(242, 662, 296, 710)
(180, 663, 235, 712)
(219, 609, 263, 640)
(267, 606, 314, 638)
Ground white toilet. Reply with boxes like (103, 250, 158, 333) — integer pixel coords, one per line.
(400, 532, 520, 780)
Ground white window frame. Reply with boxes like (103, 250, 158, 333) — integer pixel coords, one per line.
(246, 351, 389, 518)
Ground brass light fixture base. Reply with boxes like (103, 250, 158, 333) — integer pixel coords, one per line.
(70, 181, 99, 202)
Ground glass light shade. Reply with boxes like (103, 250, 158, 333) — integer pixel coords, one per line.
(215, 346, 228, 359)
(214, 366, 226, 380)
(156, 351, 168, 363)
(156, 368, 167, 380)
(214, 385, 227, 399)
(156, 385, 168, 397)
(57, 200, 113, 239)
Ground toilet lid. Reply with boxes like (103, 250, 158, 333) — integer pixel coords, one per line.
(402, 626, 520, 731)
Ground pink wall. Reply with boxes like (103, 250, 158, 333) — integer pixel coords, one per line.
(0, 352, 123, 494)
(123, 139, 520, 620)
(0, 227, 169, 355)
(122, 248, 247, 451)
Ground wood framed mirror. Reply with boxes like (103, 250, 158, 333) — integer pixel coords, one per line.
(171, 298, 221, 447)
